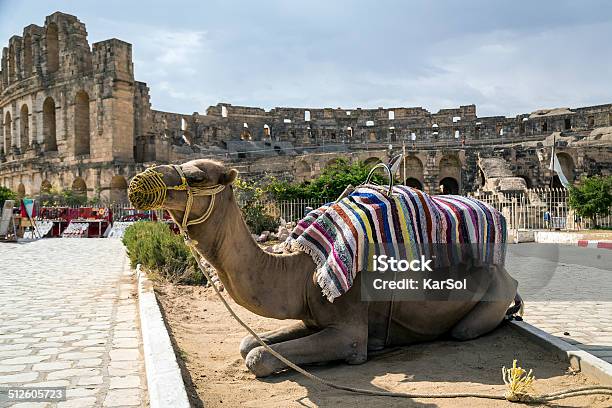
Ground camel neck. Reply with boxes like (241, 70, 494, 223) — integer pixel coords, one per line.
(190, 194, 312, 320)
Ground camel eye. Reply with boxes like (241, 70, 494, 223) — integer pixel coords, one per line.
(184, 167, 207, 184)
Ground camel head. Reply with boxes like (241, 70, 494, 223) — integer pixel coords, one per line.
(128, 159, 238, 227)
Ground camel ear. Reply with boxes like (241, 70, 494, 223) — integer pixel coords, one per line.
(220, 168, 238, 185)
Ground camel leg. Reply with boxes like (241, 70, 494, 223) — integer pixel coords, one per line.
(244, 326, 367, 377)
(450, 267, 517, 340)
(239, 321, 316, 359)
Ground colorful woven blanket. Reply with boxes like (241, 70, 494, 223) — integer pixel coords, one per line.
(285, 185, 507, 302)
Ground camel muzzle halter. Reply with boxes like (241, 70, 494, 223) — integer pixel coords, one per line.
(128, 164, 225, 230)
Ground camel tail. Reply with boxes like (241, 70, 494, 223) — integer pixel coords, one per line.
(505, 293, 524, 317)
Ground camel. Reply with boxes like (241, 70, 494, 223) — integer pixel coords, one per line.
(129, 159, 520, 377)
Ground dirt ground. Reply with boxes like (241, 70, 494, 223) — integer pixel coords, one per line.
(155, 284, 611, 408)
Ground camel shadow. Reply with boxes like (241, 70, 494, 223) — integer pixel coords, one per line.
(257, 323, 576, 407)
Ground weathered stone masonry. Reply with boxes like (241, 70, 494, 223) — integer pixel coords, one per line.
(1, 12, 611, 202)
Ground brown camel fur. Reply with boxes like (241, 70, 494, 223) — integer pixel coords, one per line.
(132, 159, 519, 377)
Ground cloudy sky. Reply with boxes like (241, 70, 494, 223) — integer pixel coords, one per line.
(1, 0, 611, 117)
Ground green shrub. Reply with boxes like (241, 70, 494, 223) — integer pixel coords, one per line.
(267, 158, 391, 201)
(122, 221, 204, 284)
(235, 177, 280, 234)
(0, 186, 16, 208)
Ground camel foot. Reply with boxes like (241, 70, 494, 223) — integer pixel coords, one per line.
(245, 346, 279, 377)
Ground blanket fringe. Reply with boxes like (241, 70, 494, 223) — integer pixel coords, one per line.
(285, 238, 340, 302)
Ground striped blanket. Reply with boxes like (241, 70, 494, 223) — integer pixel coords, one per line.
(285, 185, 507, 302)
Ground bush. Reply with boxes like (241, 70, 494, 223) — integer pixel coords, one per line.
(267, 158, 391, 201)
(0, 186, 16, 208)
(235, 177, 280, 234)
(122, 221, 204, 284)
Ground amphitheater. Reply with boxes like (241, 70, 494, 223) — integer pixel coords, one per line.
(1, 12, 611, 203)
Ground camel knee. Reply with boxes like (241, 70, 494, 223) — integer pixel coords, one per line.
(239, 335, 260, 359)
(245, 346, 280, 377)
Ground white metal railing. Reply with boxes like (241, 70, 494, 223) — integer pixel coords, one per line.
(238, 198, 329, 223)
(469, 188, 611, 230)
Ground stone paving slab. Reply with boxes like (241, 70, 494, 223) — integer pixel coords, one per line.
(0, 239, 147, 407)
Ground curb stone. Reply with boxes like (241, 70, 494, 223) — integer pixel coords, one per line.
(510, 320, 612, 386)
(136, 265, 190, 408)
(577, 240, 612, 250)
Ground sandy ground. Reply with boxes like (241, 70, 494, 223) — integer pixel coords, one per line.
(155, 284, 611, 408)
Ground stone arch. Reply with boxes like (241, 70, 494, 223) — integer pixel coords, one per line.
(110, 175, 128, 203)
(4, 111, 12, 155)
(23, 33, 33, 76)
(43, 97, 57, 151)
(71, 177, 87, 195)
(19, 104, 29, 149)
(403, 156, 424, 183)
(405, 177, 423, 190)
(478, 167, 486, 188)
(438, 154, 462, 192)
(553, 152, 575, 187)
(557, 152, 574, 181)
(74, 91, 90, 155)
(46, 22, 59, 74)
(439, 177, 459, 195)
(517, 175, 533, 189)
(17, 183, 26, 199)
(40, 180, 52, 193)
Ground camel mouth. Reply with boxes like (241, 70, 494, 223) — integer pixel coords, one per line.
(128, 169, 168, 210)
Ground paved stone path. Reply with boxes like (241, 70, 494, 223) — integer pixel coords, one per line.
(0, 239, 146, 407)
(506, 244, 612, 364)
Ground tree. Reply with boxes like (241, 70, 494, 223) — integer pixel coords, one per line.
(568, 175, 612, 228)
(268, 158, 390, 201)
(0, 186, 16, 208)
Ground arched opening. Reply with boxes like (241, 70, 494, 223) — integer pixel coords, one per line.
(74, 91, 90, 155)
(438, 155, 462, 192)
(46, 22, 59, 74)
(405, 177, 423, 190)
(17, 183, 26, 199)
(439, 177, 459, 195)
(552, 152, 575, 187)
(71, 177, 87, 195)
(403, 156, 424, 185)
(23, 33, 33, 76)
(4, 111, 12, 155)
(19, 104, 29, 149)
(110, 175, 128, 203)
(40, 180, 52, 194)
(518, 175, 533, 189)
(368, 131, 377, 142)
(43, 97, 57, 151)
(478, 168, 486, 188)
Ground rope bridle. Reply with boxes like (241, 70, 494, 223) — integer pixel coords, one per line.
(128, 164, 225, 231)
